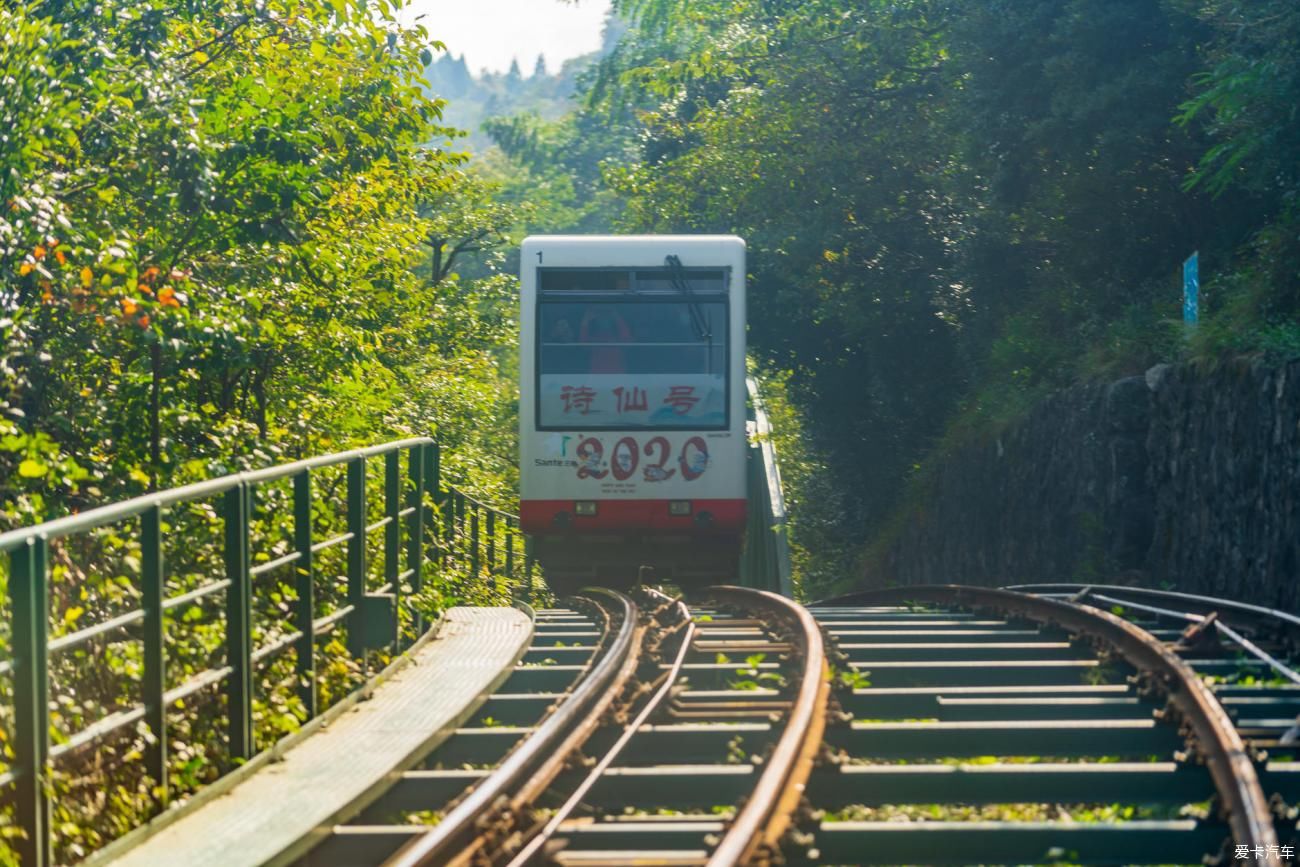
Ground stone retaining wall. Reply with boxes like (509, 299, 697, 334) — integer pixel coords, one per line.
(877, 358, 1300, 612)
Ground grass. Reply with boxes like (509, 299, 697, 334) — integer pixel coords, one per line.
(831, 666, 872, 691)
(846, 755, 1170, 766)
(396, 809, 443, 826)
(819, 801, 1194, 823)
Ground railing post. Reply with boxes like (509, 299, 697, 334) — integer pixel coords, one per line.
(293, 471, 317, 718)
(505, 522, 515, 600)
(141, 504, 168, 805)
(407, 445, 426, 641)
(524, 535, 535, 604)
(11, 537, 50, 867)
(442, 487, 455, 567)
(470, 507, 480, 582)
(487, 511, 497, 578)
(425, 443, 442, 565)
(224, 484, 254, 764)
(384, 451, 401, 645)
(346, 457, 366, 657)
(451, 492, 462, 567)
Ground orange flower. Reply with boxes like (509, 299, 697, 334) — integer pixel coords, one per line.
(18, 262, 34, 276)
(54, 249, 66, 266)
(142, 267, 160, 282)
(138, 314, 151, 328)
(41, 290, 53, 304)
(158, 286, 180, 307)
(120, 297, 138, 315)
(33, 245, 46, 260)
(80, 266, 93, 288)
(137, 283, 154, 296)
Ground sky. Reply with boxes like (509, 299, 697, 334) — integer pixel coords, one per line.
(400, 0, 614, 75)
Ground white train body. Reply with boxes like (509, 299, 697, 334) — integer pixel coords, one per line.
(518, 235, 747, 585)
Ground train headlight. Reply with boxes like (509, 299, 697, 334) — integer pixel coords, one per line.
(669, 500, 692, 516)
(574, 501, 598, 517)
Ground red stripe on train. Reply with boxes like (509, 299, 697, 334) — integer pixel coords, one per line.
(519, 499, 746, 534)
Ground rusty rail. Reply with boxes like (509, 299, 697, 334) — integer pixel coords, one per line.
(705, 586, 829, 867)
(384, 589, 643, 867)
(506, 589, 696, 865)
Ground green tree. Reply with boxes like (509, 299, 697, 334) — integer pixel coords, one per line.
(0, 0, 525, 857)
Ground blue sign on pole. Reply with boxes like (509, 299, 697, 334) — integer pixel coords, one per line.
(1183, 251, 1199, 326)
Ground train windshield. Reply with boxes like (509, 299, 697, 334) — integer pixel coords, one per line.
(536, 269, 729, 430)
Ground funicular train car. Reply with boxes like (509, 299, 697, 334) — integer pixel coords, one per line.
(518, 235, 747, 588)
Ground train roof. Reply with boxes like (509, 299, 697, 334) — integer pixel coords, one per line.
(521, 235, 745, 265)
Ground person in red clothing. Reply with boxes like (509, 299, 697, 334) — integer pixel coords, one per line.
(579, 307, 632, 373)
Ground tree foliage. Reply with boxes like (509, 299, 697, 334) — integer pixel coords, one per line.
(0, 1, 523, 856)
(0, 0, 521, 529)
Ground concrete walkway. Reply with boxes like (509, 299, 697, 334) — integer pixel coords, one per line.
(107, 606, 532, 867)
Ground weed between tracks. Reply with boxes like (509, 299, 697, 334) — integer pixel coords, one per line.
(396, 809, 444, 827)
(819, 801, 1209, 823)
(1081, 664, 1122, 686)
(618, 806, 737, 818)
(1201, 671, 1293, 687)
(843, 755, 1169, 766)
(715, 652, 788, 690)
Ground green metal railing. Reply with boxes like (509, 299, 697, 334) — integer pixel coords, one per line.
(0, 437, 536, 867)
(440, 486, 539, 604)
(740, 377, 794, 596)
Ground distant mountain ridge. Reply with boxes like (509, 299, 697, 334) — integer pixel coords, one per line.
(422, 19, 623, 152)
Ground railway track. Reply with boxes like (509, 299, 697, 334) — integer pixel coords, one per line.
(501, 586, 828, 867)
(295, 585, 827, 867)
(806, 586, 1294, 866)
(1011, 584, 1300, 858)
(298, 595, 641, 865)
(297, 583, 1298, 866)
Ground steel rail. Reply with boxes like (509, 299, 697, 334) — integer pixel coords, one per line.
(1058, 590, 1300, 686)
(706, 585, 829, 867)
(821, 584, 1280, 863)
(506, 590, 696, 866)
(1019, 584, 1300, 688)
(384, 589, 643, 867)
(1213, 622, 1300, 686)
(1005, 582, 1300, 632)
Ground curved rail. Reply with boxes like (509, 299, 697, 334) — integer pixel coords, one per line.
(1009, 583, 1300, 686)
(821, 584, 1279, 862)
(706, 586, 829, 867)
(1004, 582, 1300, 632)
(507, 589, 696, 865)
(384, 589, 643, 867)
